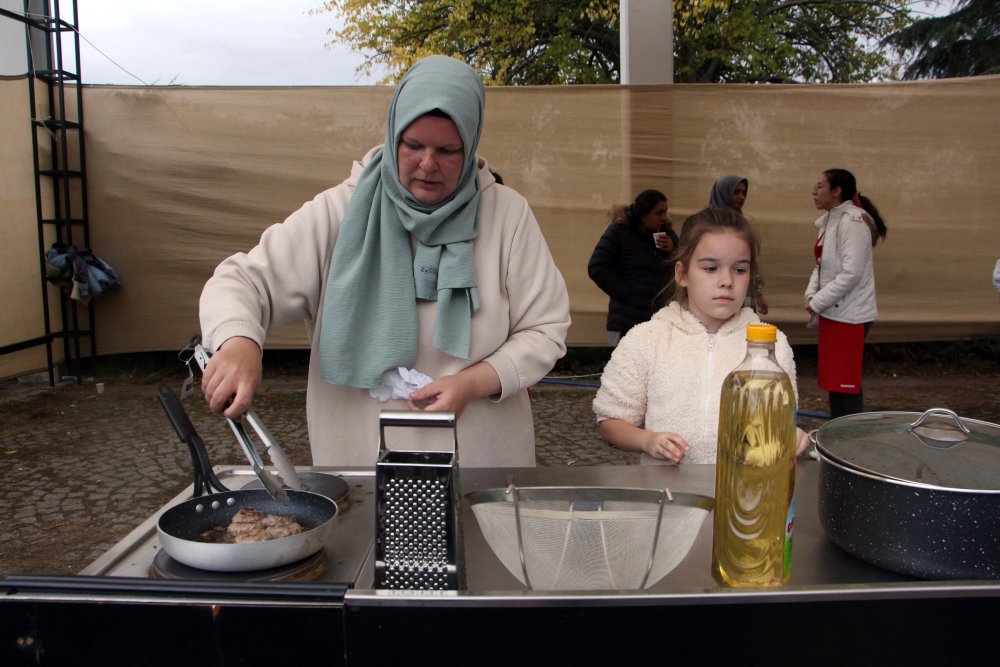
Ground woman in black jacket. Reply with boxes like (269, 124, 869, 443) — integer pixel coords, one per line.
(588, 189, 678, 345)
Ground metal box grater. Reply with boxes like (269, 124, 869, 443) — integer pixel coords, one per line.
(374, 411, 464, 590)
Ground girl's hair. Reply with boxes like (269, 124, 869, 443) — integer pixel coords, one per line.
(823, 168, 888, 245)
(667, 207, 760, 307)
(609, 188, 668, 226)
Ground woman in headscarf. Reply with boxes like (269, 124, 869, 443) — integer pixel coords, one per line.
(199, 56, 571, 467)
(708, 174, 767, 314)
(708, 175, 748, 212)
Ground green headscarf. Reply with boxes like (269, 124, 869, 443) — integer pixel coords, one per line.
(319, 55, 486, 389)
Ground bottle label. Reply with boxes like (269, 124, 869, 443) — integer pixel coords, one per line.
(783, 494, 795, 578)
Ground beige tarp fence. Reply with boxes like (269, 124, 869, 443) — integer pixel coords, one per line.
(2, 75, 999, 378)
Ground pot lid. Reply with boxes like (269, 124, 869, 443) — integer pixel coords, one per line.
(815, 409, 1000, 492)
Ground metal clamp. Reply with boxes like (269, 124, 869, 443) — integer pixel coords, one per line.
(189, 339, 299, 503)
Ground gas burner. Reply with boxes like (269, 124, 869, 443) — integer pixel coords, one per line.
(245, 472, 351, 513)
(150, 548, 328, 582)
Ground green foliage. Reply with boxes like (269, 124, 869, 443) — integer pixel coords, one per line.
(317, 0, 914, 84)
(317, 0, 621, 85)
(886, 0, 1000, 78)
(674, 0, 911, 83)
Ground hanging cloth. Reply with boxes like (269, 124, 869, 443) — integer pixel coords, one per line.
(44, 242, 122, 304)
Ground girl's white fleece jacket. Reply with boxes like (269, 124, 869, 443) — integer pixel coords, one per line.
(592, 302, 798, 464)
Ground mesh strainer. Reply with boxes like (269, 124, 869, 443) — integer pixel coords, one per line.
(466, 485, 713, 591)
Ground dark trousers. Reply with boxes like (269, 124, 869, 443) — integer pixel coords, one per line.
(829, 390, 864, 418)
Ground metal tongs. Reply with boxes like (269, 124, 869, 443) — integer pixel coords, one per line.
(191, 341, 303, 505)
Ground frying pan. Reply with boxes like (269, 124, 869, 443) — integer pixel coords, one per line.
(156, 385, 338, 572)
(157, 488, 337, 572)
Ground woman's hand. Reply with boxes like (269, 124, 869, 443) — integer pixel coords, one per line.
(655, 234, 674, 252)
(407, 374, 476, 416)
(407, 362, 501, 418)
(643, 431, 691, 463)
(804, 297, 815, 315)
(201, 336, 262, 419)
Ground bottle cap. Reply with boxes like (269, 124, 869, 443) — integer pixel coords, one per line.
(746, 324, 777, 343)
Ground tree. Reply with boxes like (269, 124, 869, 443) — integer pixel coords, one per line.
(674, 0, 911, 83)
(317, 0, 913, 84)
(885, 0, 1000, 79)
(316, 0, 623, 85)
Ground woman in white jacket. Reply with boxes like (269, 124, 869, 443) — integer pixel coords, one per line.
(805, 168, 888, 418)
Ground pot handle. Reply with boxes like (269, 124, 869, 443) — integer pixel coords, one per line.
(806, 429, 821, 460)
(909, 408, 970, 433)
(907, 408, 971, 448)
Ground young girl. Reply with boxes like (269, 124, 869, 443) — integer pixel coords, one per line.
(593, 207, 807, 464)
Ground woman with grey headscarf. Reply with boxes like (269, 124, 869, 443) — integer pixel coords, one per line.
(708, 175, 749, 212)
(199, 55, 571, 467)
(708, 174, 767, 314)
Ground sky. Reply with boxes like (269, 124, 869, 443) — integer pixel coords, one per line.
(71, 0, 384, 86)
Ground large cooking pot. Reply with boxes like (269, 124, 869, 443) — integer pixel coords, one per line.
(156, 384, 338, 572)
(814, 408, 1000, 580)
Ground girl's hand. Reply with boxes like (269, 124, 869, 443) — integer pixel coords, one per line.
(795, 427, 811, 457)
(643, 431, 691, 464)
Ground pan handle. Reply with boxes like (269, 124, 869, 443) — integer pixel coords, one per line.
(157, 384, 229, 496)
(378, 410, 457, 458)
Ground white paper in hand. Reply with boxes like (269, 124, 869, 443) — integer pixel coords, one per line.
(369, 367, 434, 402)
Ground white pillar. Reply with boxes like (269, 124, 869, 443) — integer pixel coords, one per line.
(0, 0, 49, 75)
(0, 0, 27, 75)
(620, 0, 673, 84)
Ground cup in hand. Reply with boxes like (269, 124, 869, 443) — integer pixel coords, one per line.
(653, 232, 670, 250)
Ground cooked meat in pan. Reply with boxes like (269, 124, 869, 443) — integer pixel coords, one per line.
(197, 507, 307, 544)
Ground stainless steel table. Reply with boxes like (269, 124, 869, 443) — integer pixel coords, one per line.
(3, 460, 998, 666)
(451, 459, 916, 593)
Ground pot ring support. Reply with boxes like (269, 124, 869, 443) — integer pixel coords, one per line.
(466, 484, 713, 591)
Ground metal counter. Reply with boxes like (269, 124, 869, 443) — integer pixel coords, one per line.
(79, 467, 377, 588)
(4, 460, 999, 666)
(50, 458, 1000, 597)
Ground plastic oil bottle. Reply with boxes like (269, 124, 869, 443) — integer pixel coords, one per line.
(712, 324, 796, 586)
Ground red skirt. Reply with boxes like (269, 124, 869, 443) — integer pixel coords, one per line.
(817, 317, 865, 394)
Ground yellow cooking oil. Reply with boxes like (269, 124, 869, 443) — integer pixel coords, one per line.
(712, 325, 796, 587)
